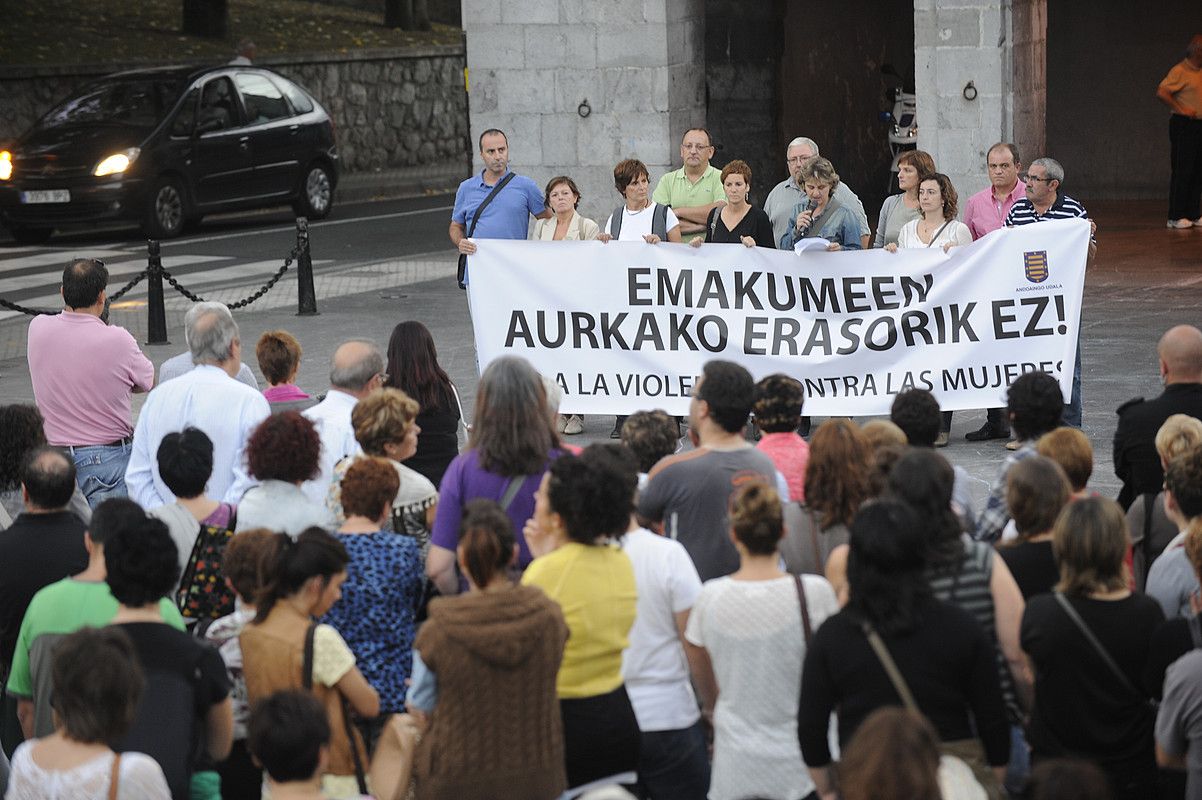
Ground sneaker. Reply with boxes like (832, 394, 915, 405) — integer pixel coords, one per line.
(934, 431, 949, 448)
(563, 414, 584, 435)
(1005, 439, 1021, 451)
(965, 422, 1009, 442)
(1168, 218, 1194, 229)
(556, 414, 568, 434)
(1195, 218, 1202, 227)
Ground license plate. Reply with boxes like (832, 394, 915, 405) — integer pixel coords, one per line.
(19, 190, 71, 204)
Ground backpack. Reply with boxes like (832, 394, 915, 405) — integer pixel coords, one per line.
(176, 504, 238, 620)
(608, 203, 670, 240)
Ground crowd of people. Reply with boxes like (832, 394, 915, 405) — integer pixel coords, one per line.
(0, 117, 1199, 800)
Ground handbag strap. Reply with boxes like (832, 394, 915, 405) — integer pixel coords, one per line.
(498, 475, 529, 512)
(925, 219, 953, 247)
(861, 621, 920, 713)
(303, 622, 368, 793)
(450, 382, 469, 434)
(793, 574, 813, 646)
(302, 621, 316, 690)
(1053, 592, 1143, 700)
(108, 752, 121, 800)
(466, 172, 516, 238)
(806, 506, 823, 573)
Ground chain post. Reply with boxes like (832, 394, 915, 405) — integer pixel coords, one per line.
(295, 217, 318, 316)
(145, 240, 169, 345)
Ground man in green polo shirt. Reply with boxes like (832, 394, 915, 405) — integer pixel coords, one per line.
(652, 128, 726, 242)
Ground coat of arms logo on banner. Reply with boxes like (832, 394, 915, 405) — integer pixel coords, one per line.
(1024, 250, 1049, 283)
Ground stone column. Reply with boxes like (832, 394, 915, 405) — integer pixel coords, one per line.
(461, 0, 705, 224)
(913, 0, 1046, 199)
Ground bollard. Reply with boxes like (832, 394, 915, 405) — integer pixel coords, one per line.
(145, 239, 169, 345)
(295, 217, 319, 316)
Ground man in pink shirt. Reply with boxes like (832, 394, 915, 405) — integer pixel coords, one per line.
(962, 143, 1026, 442)
(27, 258, 155, 507)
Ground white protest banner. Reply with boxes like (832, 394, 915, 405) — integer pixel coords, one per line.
(466, 218, 1090, 416)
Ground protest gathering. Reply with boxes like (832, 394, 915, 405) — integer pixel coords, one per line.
(2, 47, 1202, 800)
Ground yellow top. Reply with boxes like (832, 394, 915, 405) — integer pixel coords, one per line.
(1161, 59, 1202, 117)
(522, 541, 637, 699)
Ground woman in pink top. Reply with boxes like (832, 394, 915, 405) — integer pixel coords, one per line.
(753, 374, 808, 502)
(255, 330, 315, 413)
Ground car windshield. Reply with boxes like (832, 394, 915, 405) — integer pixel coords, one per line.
(38, 78, 184, 131)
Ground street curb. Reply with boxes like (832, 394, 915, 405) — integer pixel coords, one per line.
(335, 161, 467, 205)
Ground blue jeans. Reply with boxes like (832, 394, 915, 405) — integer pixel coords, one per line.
(68, 442, 131, 508)
(1005, 723, 1031, 796)
(636, 721, 710, 800)
(1062, 339, 1083, 429)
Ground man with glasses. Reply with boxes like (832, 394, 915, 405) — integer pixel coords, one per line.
(962, 143, 1027, 443)
(301, 338, 387, 503)
(652, 128, 726, 242)
(763, 136, 870, 248)
(1004, 157, 1097, 433)
(27, 258, 155, 507)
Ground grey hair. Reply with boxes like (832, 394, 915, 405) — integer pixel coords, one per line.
(1030, 157, 1065, 184)
(787, 137, 819, 156)
(329, 339, 384, 391)
(186, 302, 239, 365)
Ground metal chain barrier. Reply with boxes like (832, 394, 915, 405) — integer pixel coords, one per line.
(159, 246, 299, 309)
(0, 266, 149, 316)
(105, 268, 150, 303)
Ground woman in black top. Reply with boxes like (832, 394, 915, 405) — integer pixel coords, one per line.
(688, 159, 776, 249)
(1020, 497, 1165, 800)
(799, 499, 1010, 798)
(999, 455, 1071, 600)
(385, 321, 461, 487)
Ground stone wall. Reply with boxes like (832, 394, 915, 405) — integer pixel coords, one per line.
(0, 45, 471, 176)
(462, 0, 707, 226)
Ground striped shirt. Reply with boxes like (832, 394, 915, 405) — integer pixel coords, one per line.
(1005, 192, 1096, 243)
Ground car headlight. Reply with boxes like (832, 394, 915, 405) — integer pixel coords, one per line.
(93, 148, 141, 177)
(0, 151, 11, 181)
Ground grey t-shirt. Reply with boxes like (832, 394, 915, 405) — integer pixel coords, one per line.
(637, 446, 778, 582)
(1158, 649, 1202, 799)
(1147, 533, 1197, 620)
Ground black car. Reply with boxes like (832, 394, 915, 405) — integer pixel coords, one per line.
(0, 64, 339, 243)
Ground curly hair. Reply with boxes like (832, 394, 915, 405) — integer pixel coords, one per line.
(546, 445, 634, 545)
(729, 480, 783, 555)
(753, 374, 804, 433)
(246, 411, 320, 483)
(340, 456, 400, 520)
(799, 157, 840, 191)
(620, 410, 679, 473)
(351, 388, 419, 458)
(1007, 371, 1064, 440)
(804, 419, 873, 529)
(890, 389, 941, 447)
(720, 159, 752, 186)
(0, 404, 46, 491)
(922, 173, 959, 221)
(255, 330, 303, 386)
(105, 517, 179, 607)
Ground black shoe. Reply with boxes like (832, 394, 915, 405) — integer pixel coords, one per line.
(965, 422, 1010, 442)
(611, 415, 626, 439)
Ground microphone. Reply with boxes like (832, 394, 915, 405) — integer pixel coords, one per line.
(796, 199, 815, 237)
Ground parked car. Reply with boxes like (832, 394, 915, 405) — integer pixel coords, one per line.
(0, 64, 339, 243)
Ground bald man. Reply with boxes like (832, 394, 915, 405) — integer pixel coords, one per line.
(1114, 325, 1202, 509)
(301, 339, 386, 504)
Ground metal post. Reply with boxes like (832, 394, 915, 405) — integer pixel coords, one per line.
(145, 239, 169, 345)
(295, 217, 319, 316)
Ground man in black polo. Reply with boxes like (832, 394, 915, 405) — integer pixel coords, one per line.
(1004, 157, 1097, 437)
(1114, 324, 1202, 509)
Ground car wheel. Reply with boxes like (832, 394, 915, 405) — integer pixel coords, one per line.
(293, 162, 333, 219)
(9, 225, 53, 245)
(143, 175, 187, 239)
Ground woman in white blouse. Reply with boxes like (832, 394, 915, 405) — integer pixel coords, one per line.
(530, 176, 601, 241)
(886, 173, 973, 253)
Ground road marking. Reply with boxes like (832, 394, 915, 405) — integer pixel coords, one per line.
(0, 255, 231, 294)
(159, 205, 454, 247)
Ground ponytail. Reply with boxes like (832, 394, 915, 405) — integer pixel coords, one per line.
(253, 527, 350, 623)
(458, 499, 515, 589)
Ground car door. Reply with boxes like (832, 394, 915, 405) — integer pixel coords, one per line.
(191, 76, 255, 207)
(232, 71, 300, 198)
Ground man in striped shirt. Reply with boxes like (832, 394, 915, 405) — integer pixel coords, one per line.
(1004, 157, 1097, 433)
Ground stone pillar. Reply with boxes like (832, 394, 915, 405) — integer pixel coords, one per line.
(913, 0, 1045, 199)
(461, 0, 705, 224)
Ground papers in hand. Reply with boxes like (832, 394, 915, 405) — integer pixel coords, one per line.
(793, 238, 832, 254)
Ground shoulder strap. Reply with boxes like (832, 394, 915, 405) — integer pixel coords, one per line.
(808, 197, 842, 236)
(653, 203, 669, 239)
(926, 220, 953, 247)
(861, 621, 920, 712)
(806, 506, 823, 573)
(342, 696, 369, 795)
(1053, 592, 1143, 700)
(499, 475, 528, 512)
(1141, 492, 1157, 568)
(466, 172, 516, 238)
(302, 622, 317, 690)
(793, 574, 813, 646)
(108, 752, 121, 800)
(707, 206, 719, 241)
(609, 206, 624, 238)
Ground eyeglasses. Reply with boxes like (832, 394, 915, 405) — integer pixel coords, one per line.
(682, 144, 712, 152)
(1020, 173, 1053, 184)
(786, 155, 814, 165)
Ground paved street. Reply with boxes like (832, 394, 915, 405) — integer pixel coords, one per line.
(0, 197, 1197, 517)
